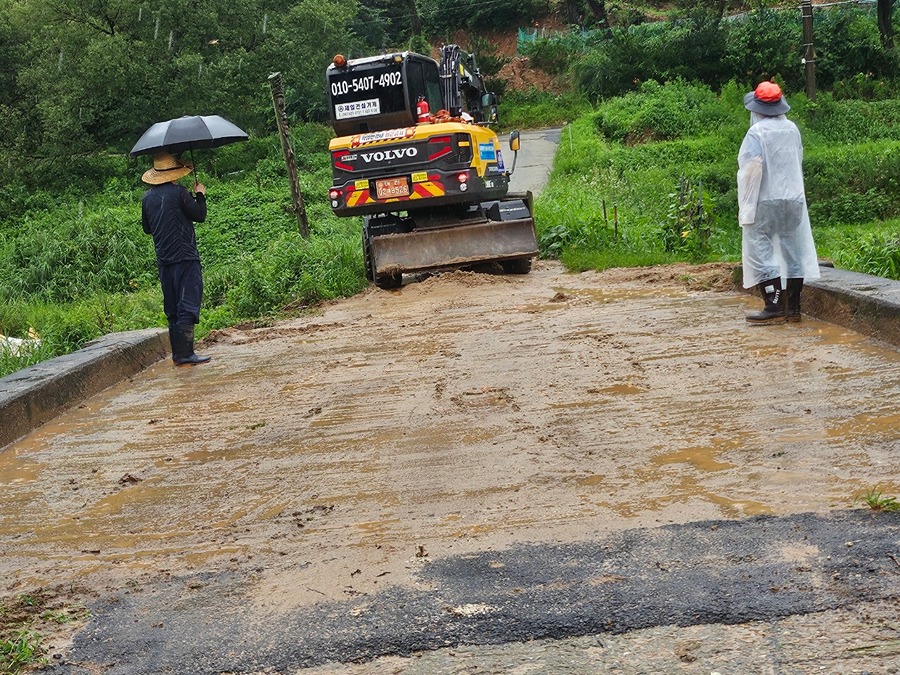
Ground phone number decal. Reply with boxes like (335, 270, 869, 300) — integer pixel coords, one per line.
(331, 71, 403, 97)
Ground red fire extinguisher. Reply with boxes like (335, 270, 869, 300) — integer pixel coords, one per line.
(416, 96, 430, 124)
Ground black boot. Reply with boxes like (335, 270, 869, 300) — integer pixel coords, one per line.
(173, 324, 211, 366)
(168, 323, 181, 364)
(746, 277, 786, 325)
(786, 278, 804, 323)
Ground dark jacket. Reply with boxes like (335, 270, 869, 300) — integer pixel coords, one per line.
(141, 182, 207, 265)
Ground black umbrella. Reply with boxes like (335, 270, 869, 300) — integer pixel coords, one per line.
(130, 115, 249, 184)
(130, 115, 248, 157)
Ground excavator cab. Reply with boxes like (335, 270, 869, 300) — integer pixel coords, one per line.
(481, 93, 499, 125)
(327, 52, 442, 137)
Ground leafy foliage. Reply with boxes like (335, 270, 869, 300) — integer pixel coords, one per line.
(0, 0, 363, 193)
(571, 5, 899, 102)
(419, 0, 544, 33)
(0, 122, 366, 378)
(536, 79, 900, 280)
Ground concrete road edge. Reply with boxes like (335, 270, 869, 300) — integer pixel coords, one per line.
(736, 264, 900, 345)
(0, 328, 169, 449)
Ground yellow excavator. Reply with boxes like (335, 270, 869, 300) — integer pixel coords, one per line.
(326, 45, 539, 289)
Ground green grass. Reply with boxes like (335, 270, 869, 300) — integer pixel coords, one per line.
(0, 591, 91, 673)
(0, 592, 92, 672)
(859, 488, 900, 512)
(500, 89, 592, 130)
(534, 80, 900, 279)
(0, 629, 44, 672)
(0, 123, 368, 379)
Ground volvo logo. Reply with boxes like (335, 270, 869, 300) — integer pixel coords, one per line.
(360, 147, 418, 163)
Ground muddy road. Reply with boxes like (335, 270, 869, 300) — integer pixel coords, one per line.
(2, 260, 900, 673)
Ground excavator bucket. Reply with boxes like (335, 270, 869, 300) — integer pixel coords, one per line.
(371, 216, 538, 278)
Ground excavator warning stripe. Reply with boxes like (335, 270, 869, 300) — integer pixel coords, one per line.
(413, 182, 444, 197)
(347, 189, 374, 207)
(344, 180, 445, 206)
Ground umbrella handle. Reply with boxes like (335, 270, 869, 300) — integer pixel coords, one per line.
(190, 148, 200, 191)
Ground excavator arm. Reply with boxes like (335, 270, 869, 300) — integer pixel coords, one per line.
(439, 45, 498, 125)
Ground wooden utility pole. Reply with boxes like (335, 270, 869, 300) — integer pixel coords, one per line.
(877, 0, 894, 49)
(268, 71, 309, 238)
(801, 0, 816, 102)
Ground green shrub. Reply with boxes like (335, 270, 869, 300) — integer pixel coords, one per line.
(813, 8, 896, 86)
(803, 141, 900, 226)
(220, 227, 365, 322)
(571, 6, 899, 102)
(801, 95, 900, 143)
(536, 80, 899, 280)
(465, 35, 509, 77)
(723, 9, 802, 91)
(572, 27, 654, 101)
(0, 197, 156, 303)
(520, 29, 605, 75)
(832, 72, 900, 101)
(500, 89, 590, 130)
(594, 79, 730, 142)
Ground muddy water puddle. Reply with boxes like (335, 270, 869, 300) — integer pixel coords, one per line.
(1, 262, 899, 601)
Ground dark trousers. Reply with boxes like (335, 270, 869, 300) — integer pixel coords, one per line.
(158, 260, 203, 326)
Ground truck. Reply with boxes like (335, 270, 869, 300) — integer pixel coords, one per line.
(326, 45, 539, 289)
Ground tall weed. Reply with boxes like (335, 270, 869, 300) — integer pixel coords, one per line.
(0, 122, 369, 377)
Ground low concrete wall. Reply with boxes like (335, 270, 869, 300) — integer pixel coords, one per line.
(804, 266, 900, 348)
(0, 328, 169, 449)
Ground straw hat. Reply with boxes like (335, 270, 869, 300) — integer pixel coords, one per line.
(743, 81, 790, 116)
(142, 152, 193, 185)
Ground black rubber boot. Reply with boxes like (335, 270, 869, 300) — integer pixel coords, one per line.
(173, 324, 211, 366)
(746, 277, 786, 325)
(786, 278, 804, 323)
(168, 323, 182, 364)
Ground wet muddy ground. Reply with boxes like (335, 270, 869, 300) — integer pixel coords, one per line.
(2, 261, 899, 672)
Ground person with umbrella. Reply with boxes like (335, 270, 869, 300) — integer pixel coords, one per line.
(140, 151, 211, 366)
(133, 115, 247, 366)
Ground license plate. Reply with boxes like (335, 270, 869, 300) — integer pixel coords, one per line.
(375, 177, 409, 199)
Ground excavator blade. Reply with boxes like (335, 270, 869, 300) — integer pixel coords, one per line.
(371, 218, 538, 276)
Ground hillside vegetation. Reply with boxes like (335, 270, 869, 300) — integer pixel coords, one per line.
(1, 0, 899, 380)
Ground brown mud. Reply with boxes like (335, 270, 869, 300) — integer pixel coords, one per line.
(2, 260, 899, 668)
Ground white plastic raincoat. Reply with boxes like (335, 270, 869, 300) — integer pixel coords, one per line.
(737, 112, 820, 288)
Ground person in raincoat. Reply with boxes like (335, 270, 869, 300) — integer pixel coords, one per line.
(141, 151, 211, 365)
(737, 81, 820, 324)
